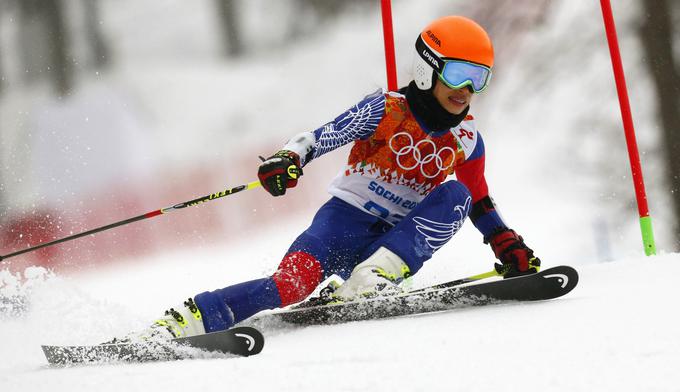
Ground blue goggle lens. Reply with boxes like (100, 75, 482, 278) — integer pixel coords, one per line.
(440, 61, 492, 93)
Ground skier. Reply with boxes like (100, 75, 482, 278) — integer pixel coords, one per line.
(145, 15, 541, 340)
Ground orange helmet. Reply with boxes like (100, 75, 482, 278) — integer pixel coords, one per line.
(413, 16, 494, 91)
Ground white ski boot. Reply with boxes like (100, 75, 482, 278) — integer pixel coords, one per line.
(153, 297, 206, 339)
(333, 247, 411, 301)
(110, 298, 206, 344)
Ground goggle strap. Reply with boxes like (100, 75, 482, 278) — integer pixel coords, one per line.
(415, 35, 444, 73)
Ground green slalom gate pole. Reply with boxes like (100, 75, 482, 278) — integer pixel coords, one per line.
(639, 216, 656, 255)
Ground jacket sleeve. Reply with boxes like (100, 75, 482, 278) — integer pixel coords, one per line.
(282, 90, 386, 166)
(454, 132, 508, 240)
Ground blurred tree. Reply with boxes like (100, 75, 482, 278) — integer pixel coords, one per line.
(0, 1, 13, 217)
(640, 0, 680, 248)
(83, 0, 110, 69)
(0, 1, 7, 96)
(298, 0, 350, 19)
(18, 0, 73, 96)
(0, 2, 5, 96)
(215, 0, 243, 57)
(43, 0, 72, 96)
(288, 0, 374, 40)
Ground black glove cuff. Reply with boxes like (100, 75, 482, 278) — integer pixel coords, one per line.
(470, 196, 497, 224)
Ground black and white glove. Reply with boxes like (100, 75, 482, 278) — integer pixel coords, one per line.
(257, 150, 303, 196)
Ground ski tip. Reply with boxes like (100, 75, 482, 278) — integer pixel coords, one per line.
(230, 326, 265, 356)
(541, 265, 579, 296)
(41, 326, 266, 365)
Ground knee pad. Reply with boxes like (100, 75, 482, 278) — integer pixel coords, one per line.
(272, 251, 323, 306)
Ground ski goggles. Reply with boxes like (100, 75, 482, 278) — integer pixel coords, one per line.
(416, 36, 492, 93)
(438, 60, 492, 93)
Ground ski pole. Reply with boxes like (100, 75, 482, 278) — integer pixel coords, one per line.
(0, 180, 262, 262)
(408, 269, 500, 294)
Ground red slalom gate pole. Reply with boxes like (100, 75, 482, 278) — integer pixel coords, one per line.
(599, 0, 656, 255)
(380, 0, 398, 91)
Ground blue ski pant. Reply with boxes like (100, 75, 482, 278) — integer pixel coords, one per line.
(194, 180, 472, 332)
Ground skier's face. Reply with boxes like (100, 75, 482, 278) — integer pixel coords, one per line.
(432, 79, 473, 115)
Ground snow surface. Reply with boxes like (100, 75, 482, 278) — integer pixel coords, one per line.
(1, 238, 679, 392)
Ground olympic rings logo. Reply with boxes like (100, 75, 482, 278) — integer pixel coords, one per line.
(388, 132, 455, 179)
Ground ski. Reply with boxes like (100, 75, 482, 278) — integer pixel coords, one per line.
(41, 326, 264, 365)
(256, 265, 578, 326)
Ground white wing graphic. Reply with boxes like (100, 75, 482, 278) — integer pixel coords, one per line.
(313, 93, 385, 158)
(412, 196, 471, 250)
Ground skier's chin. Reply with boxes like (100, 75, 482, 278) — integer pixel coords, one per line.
(444, 101, 468, 115)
